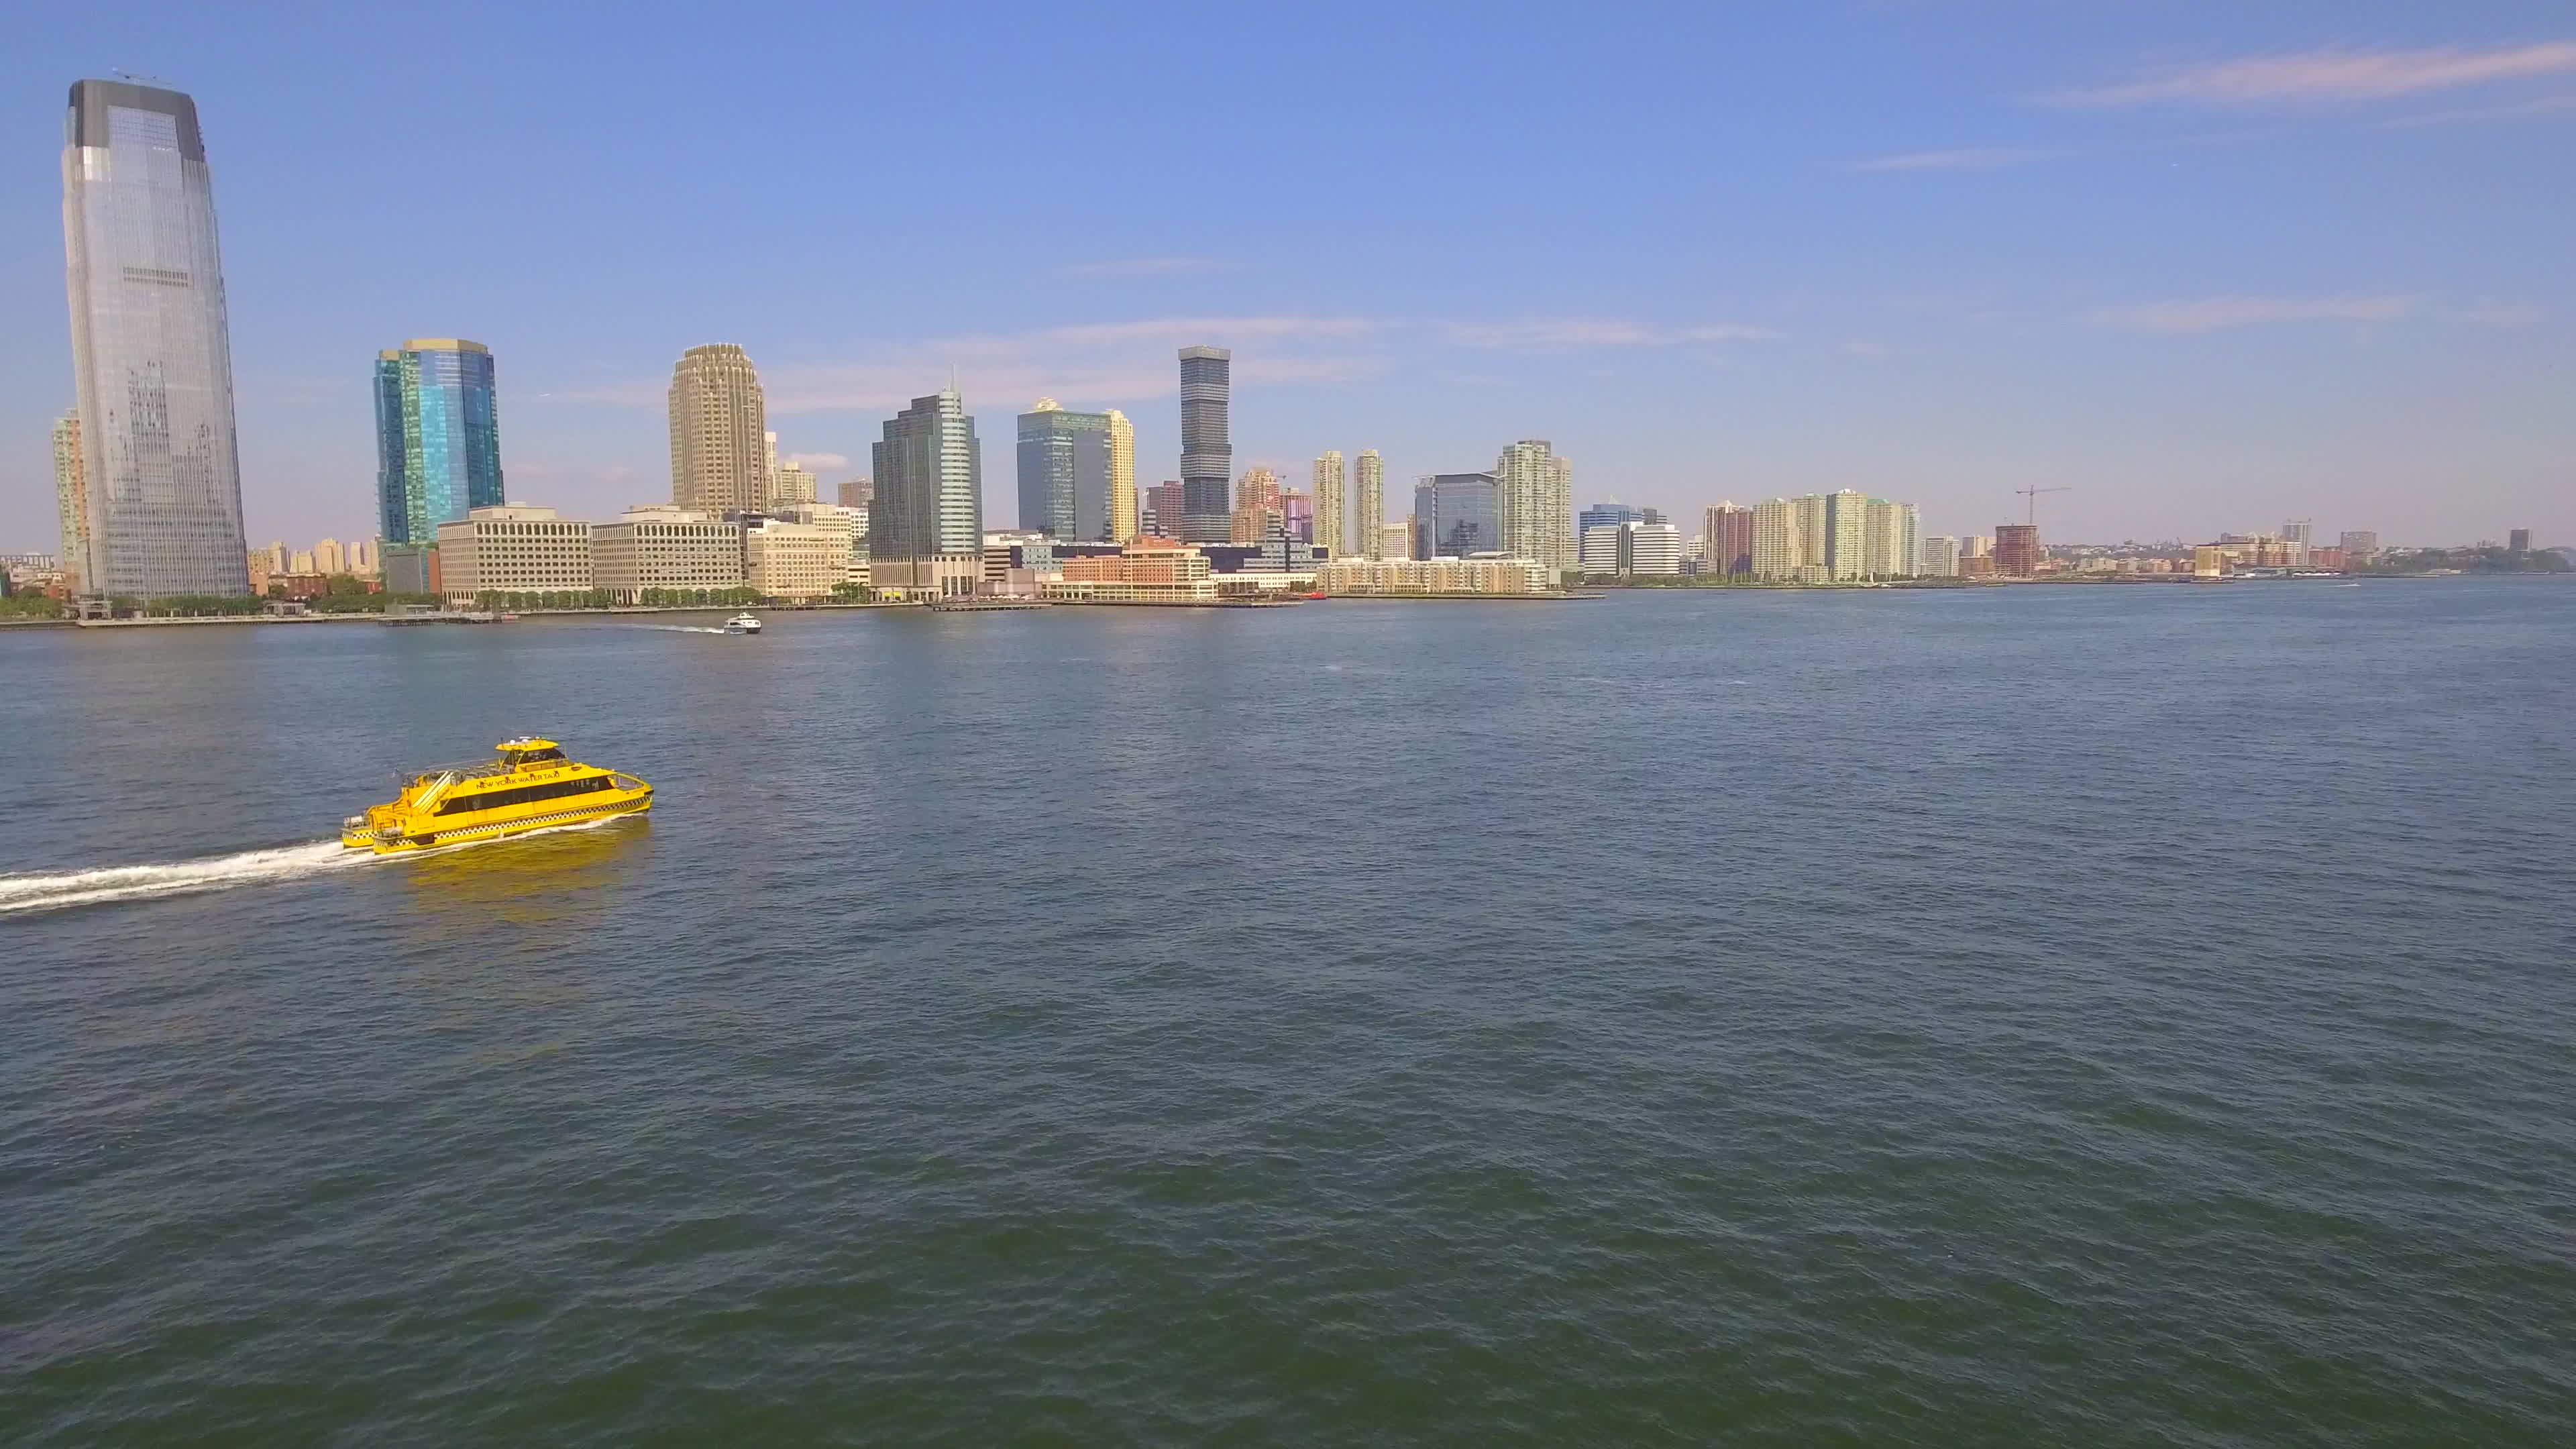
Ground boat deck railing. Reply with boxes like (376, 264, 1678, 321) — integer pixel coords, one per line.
(400, 757, 525, 787)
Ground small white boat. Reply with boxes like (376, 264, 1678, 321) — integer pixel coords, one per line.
(724, 613, 763, 635)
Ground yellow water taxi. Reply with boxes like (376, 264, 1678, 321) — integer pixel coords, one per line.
(341, 737, 651, 855)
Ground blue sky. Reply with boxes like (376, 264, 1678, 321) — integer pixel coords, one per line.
(5, 0, 2571, 551)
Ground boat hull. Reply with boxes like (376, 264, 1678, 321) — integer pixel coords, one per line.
(341, 790, 651, 855)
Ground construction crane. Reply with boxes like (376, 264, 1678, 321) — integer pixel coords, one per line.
(2016, 484, 2070, 528)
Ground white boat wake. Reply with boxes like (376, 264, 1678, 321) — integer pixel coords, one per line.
(0, 814, 637, 918)
(0, 840, 372, 917)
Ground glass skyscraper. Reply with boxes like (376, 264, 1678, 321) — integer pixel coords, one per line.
(375, 339, 503, 545)
(1016, 399, 1114, 541)
(1417, 472, 1503, 558)
(61, 80, 250, 598)
(871, 385, 983, 564)
(1178, 345, 1232, 543)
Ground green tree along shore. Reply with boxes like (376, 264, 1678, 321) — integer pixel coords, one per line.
(2357, 547, 2570, 574)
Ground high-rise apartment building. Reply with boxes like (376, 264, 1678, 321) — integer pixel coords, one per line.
(1281, 490, 1313, 545)
(2338, 530, 2377, 563)
(770, 459, 817, 508)
(2281, 519, 2312, 546)
(62, 80, 252, 598)
(1825, 489, 1869, 580)
(1106, 409, 1136, 543)
(1418, 472, 1503, 557)
(1313, 452, 1344, 559)
(838, 477, 873, 508)
(51, 413, 87, 594)
(1016, 398, 1116, 540)
(1355, 450, 1384, 557)
(1495, 439, 1573, 571)
(1703, 503, 1753, 577)
(1920, 535, 1961, 578)
(1231, 466, 1283, 543)
(1142, 481, 1185, 540)
(870, 385, 983, 596)
(1863, 498, 1919, 578)
(1178, 345, 1232, 542)
(1752, 498, 1803, 580)
(668, 344, 767, 515)
(1994, 523, 2041, 576)
(374, 339, 503, 545)
(2509, 527, 2532, 553)
(1378, 521, 1413, 561)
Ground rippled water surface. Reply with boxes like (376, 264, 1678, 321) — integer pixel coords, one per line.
(4, 584, 2573, 1445)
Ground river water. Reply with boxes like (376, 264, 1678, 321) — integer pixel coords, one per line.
(3, 583, 2571, 1444)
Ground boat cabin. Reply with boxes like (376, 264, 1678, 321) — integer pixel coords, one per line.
(497, 738, 569, 769)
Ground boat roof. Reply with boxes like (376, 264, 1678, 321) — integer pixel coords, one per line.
(497, 737, 561, 752)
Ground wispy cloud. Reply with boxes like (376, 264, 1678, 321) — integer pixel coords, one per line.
(1849, 146, 2063, 172)
(2053, 42, 2576, 106)
(553, 311, 1780, 415)
(763, 316, 1382, 414)
(2086, 295, 2418, 334)
(1060, 257, 1228, 277)
(2381, 90, 2576, 127)
(1444, 317, 1780, 350)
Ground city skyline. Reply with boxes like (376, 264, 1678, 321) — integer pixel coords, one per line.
(6, 7, 2574, 551)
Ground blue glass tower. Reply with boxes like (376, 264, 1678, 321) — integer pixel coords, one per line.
(376, 339, 502, 545)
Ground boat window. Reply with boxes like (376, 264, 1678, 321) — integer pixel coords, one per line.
(437, 773, 617, 814)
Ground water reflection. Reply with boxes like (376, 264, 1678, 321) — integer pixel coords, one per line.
(398, 817, 653, 924)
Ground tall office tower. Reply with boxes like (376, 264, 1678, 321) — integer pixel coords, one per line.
(1231, 466, 1283, 542)
(2339, 529, 2377, 563)
(1825, 489, 1870, 579)
(1419, 472, 1503, 557)
(1016, 398, 1116, 540)
(1863, 498, 1919, 577)
(1920, 535, 1960, 578)
(1281, 490, 1314, 543)
(763, 431, 780, 498)
(52, 413, 88, 594)
(61, 80, 252, 598)
(1495, 439, 1573, 570)
(2509, 527, 2532, 553)
(1312, 452, 1344, 558)
(1962, 534, 1991, 558)
(837, 477, 874, 508)
(1994, 523, 2041, 576)
(869, 384, 983, 577)
(1355, 449, 1385, 557)
(1143, 481, 1186, 539)
(2281, 519, 2312, 545)
(668, 344, 767, 515)
(1106, 409, 1137, 542)
(374, 339, 503, 545)
(1703, 503, 1754, 577)
(1178, 345, 1232, 541)
(1578, 500, 1646, 535)
(1752, 498, 1803, 579)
